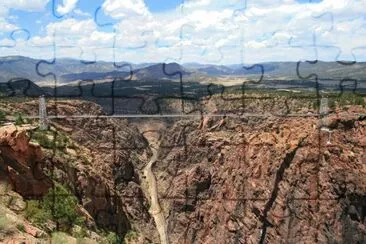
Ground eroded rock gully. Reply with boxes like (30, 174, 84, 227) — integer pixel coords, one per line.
(151, 112, 366, 243)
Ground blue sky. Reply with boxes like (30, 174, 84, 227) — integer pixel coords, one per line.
(0, 0, 365, 64)
(6, 0, 184, 35)
(144, 0, 182, 12)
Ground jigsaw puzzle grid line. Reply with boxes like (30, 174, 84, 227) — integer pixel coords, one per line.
(1, 1, 366, 243)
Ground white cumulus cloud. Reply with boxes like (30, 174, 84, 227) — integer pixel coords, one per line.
(56, 0, 78, 15)
(2, 0, 49, 12)
(102, 0, 150, 18)
(2, 0, 366, 63)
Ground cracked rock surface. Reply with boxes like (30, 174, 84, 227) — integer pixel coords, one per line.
(153, 112, 366, 243)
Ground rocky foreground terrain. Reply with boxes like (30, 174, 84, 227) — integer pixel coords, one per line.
(0, 94, 365, 243)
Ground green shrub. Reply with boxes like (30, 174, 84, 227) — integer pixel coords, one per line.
(0, 215, 15, 235)
(16, 223, 26, 232)
(51, 232, 72, 244)
(30, 130, 69, 150)
(353, 95, 365, 106)
(124, 230, 138, 242)
(311, 93, 365, 111)
(42, 183, 84, 232)
(55, 133, 68, 149)
(14, 112, 24, 125)
(0, 111, 6, 123)
(24, 200, 51, 226)
(31, 131, 55, 148)
(106, 231, 120, 244)
(334, 92, 365, 108)
(72, 225, 88, 239)
(25, 184, 83, 232)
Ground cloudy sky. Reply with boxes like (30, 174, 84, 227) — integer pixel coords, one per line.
(0, 0, 365, 64)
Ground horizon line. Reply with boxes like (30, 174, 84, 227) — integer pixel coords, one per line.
(0, 55, 363, 66)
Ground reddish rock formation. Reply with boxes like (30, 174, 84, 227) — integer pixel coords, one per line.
(0, 125, 51, 197)
(155, 109, 366, 243)
(0, 101, 158, 242)
(3, 98, 366, 243)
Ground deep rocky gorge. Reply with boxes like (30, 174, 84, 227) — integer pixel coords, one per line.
(0, 98, 365, 243)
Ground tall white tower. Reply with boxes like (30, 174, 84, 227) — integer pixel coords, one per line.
(320, 97, 332, 145)
(320, 97, 329, 128)
(39, 95, 48, 130)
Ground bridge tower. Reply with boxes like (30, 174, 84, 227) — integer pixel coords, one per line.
(320, 97, 332, 145)
(320, 97, 329, 127)
(39, 95, 48, 130)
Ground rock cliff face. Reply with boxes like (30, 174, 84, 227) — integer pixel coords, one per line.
(0, 100, 158, 242)
(47, 116, 157, 240)
(1, 98, 366, 243)
(0, 124, 51, 198)
(154, 110, 366, 243)
(43, 100, 158, 241)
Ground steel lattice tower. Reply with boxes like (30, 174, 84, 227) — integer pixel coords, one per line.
(320, 97, 332, 144)
(39, 95, 48, 130)
(320, 97, 329, 128)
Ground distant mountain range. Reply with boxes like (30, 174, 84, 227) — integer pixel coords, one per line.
(0, 56, 366, 85)
(1, 56, 366, 115)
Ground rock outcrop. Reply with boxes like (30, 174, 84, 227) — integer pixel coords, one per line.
(0, 100, 158, 242)
(2, 98, 366, 243)
(0, 124, 51, 198)
(153, 110, 366, 243)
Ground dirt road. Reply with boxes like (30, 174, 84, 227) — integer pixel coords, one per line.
(144, 145, 169, 244)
